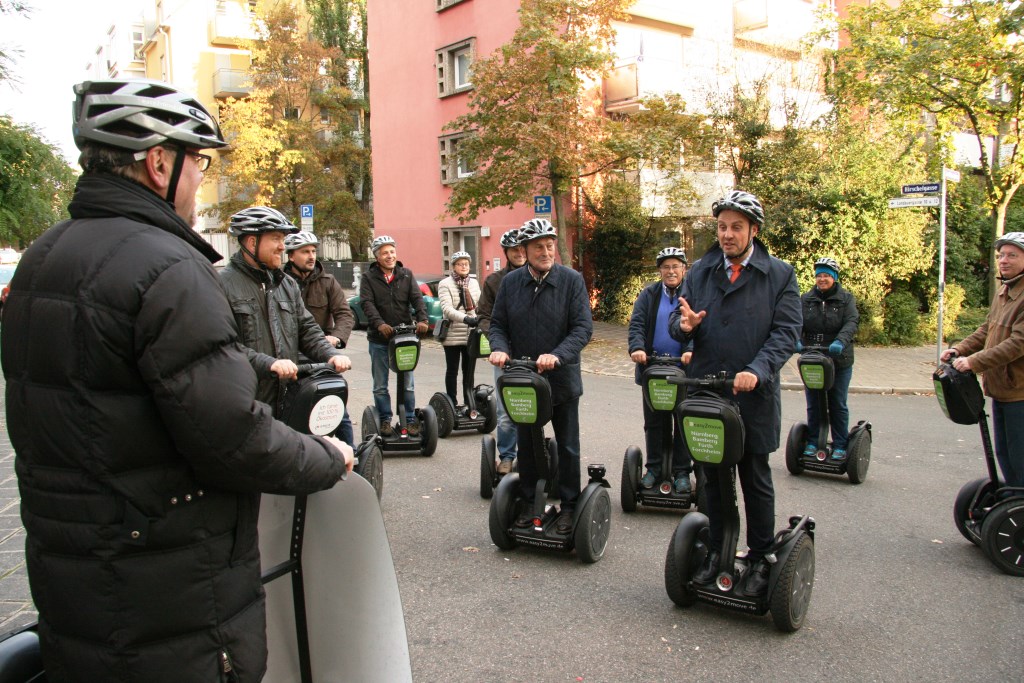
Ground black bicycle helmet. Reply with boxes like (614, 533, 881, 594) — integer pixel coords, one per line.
(499, 228, 522, 249)
(517, 218, 556, 243)
(72, 79, 226, 152)
(711, 190, 765, 228)
(656, 247, 687, 266)
(229, 207, 299, 237)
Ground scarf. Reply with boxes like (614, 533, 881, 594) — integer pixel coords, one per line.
(454, 274, 475, 311)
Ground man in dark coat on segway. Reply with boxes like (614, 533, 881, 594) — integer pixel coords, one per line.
(670, 190, 801, 596)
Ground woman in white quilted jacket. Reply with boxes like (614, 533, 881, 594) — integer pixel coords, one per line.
(438, 251, 483, 412)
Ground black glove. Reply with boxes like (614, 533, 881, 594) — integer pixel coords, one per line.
(464, 316, 478, 327)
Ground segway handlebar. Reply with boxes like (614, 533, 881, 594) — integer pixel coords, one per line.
(636, 355, 685, 366)
(667, 372, 734, 391)
(295, 362, 340, 378)
(502, 358, 560, 371)
(391, 323, 419, 336)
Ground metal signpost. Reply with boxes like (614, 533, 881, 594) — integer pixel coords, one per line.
(889, 170, 959, 364)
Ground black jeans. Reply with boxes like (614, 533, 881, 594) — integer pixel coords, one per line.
(643, 400, 692, 477)
(516, 398, 581, 509)
(443, 344, 473, 405)
(703, 451, 775, 558)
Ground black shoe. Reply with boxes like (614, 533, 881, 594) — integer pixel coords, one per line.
(554, 508, 574, 535)
(514, 513, 534, 529)
(692, 550, 720, 585)
(742, 558, 771, 597)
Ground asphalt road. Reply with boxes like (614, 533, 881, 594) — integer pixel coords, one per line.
(337, 331, 1022, 683)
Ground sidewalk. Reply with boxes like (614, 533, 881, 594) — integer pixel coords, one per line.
(583, 321, 938, 395)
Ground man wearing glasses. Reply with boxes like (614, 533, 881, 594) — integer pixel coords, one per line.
(1, 80, 351, 681)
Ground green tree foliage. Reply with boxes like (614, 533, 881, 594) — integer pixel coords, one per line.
(0, 1, 31, 85)
(0, 116, 75, 246)
(209, 0, 370, 251)
(443, 0, 635, 267)
(831, 0, 1024, 299)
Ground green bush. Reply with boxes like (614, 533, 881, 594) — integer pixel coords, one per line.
(881, 290, 927, 345)
(948, 306, 988, 345)
(922, 281, 966, 342)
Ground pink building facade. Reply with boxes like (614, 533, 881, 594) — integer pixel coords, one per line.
(367, 0, 537, 281)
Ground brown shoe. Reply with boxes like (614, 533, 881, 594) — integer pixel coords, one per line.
(406, 419, 420, 437)
(497, 458, 514, 475)
(379, 420, 394, 437)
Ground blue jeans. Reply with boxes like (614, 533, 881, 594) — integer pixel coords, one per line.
(368, 341, 416, 422)
(494, 365, 517, 461)
(805, 363, 853, 449)
(642, 399, 691, 477)
(516, 398, 581, 508)
(337, 408, 354, 447)
(992, 399, 1024, 488)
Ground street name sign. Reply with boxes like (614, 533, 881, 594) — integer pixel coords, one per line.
(888, 196, 941, 208)
(901, 183, 940, 194)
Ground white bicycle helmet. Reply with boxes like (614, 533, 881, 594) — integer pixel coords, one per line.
(814, 257, 840, 279)
(229, 207, 299, 237)
(73, 79, 226, 152)
(711, 190, 765, 228)
(656, 247, 687, 266)
(518, 218, 556, 243)
(995, 232, 1024, 251)
(371, 235, 397, 255)
(285, 231, 319, 252)
(499, 228, 522, 249)
(451, 251, 471, 264)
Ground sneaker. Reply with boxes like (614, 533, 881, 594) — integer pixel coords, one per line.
(514, 513, 534, 529)
(831, 448, 847, 461)
(379, 420, 395, 437)
(692, 549, 720, 585)
(406, 419, 420, 437)
(554, 508, 574, 535)
(497, 458, 515, 475)
(742, 558, 771, 597)
(673, 476, 692, 495)
(640, 469, 657, 489)
(802, 443, 817, 457)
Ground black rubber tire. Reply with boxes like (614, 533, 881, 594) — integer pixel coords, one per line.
(488, 474, 519, 550)
(846, 424, 871, 485)
(544, 437, 560, 498)
(429, 393, 455, 439)
(664, 513, 709, 607)
(480, 436, 497, 499)
(360, 405, 380, 442)
(574, 487, 612, 563)
(354, 438, 384, 501)
(980, 499, 1024, 576)
(770, 533, 815, 632)
(954, 477, 993, 546)
(420, 406, 439, 457)
(786, 423, 808, 475)
(621, 446, 642, 513)
(478, 387, 498, 434)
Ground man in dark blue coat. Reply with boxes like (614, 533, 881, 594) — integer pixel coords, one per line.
(488, 219, 593, 533)
(670, 190, 801, 597)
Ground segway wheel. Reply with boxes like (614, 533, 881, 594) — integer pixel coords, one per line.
(574, 487, 611, 563)
(664, 513, 710, 607)
(429, 393, 455, 438)
(785, 423, 807, 475)
(980, 499, 1024, 576)
(488, 475, 520, 551)
(480, 436, 497, 499)
(620, 446, 641, 513)
(846, 423, 871, 485)
(477, 388, 498, 434)
(544, 437, 560, 498)
(954, 477, 994, 546)
(770, 533, 815, 632)
(360, 406, 380, 442)
(354, 437, 384, 501)
(419, 406, 439, 457)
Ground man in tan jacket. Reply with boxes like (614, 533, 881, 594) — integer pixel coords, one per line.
(943, 232, 1024, 487)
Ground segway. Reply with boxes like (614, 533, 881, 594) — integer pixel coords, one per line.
(936, 355, 1024, 576)
(664, 373, 816, 631)
(785, 345, 872, 484)
(359, 324, 439, 457)
(430, 327, 499, 437)
(488, 359, 612, 563)
(622, 356, 705, 513)
(281, 362, 384, 500)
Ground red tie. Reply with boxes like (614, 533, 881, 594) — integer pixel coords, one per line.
(729, 264, 742, 283)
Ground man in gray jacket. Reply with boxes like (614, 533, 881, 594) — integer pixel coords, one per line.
(220, 207, 351, 414)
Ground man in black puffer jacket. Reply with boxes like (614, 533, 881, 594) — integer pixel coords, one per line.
(1, 79, 352, 682)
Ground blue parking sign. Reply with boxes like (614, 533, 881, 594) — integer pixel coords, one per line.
(533, 196, 552, 215)
(300, 204, 314, 218)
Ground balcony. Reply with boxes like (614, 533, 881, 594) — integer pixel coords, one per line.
(213, 69, 251, 99)
(209, 9, 258, 46)
(733, 0, 818, 50)
(603, 56, 683, 115)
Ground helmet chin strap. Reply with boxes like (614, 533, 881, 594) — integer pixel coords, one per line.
(165, 147, 188, 206)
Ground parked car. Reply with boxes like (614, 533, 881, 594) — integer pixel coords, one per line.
(349, 278, 444, 331)
(0, 263, 18, 316)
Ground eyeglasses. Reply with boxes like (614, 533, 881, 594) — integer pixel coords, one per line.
(659, 264, 684, 272)
(186, 151, 212, 172)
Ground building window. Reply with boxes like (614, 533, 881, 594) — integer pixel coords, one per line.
(436, 0, 471, 11)
(439, 133, 474, 185)
(131, 28, 145, 61)
(284, 107, 300, 120)
(436, 38, 475, 98)
(320, 110, 331, 125)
